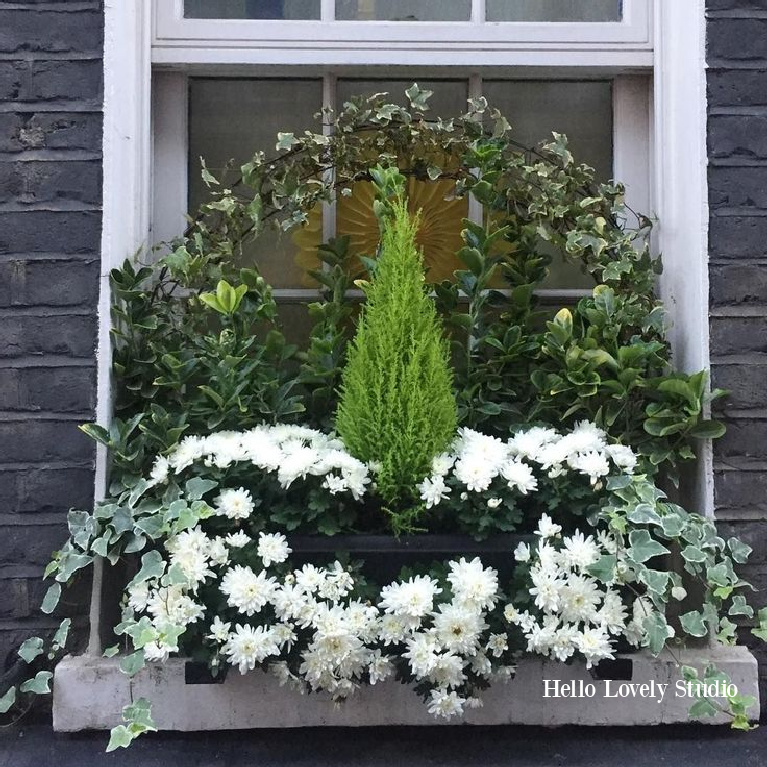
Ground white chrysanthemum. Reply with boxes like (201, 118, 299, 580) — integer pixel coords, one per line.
(224, 623, 280, 673)
(225, 531, 251, 548)
(168, 435, 206, 473)
(368, 651, 394, 684)
(143, 639, 175, 663)
(453, 455, 495, 493)
(427, 688, 465, 720)
(215, 487, 255, 520)
(257, 531, 291, 567)
(606, 443, 637, 472)
(146, 585, 204, 627)
(202, 431, 243, 469)
(169, 546, 214, 590)
(486, 633, 508, 658)
(514, 541, 531, 563)
(240, 427, 282, 470)
(127, 582, 150, 612)
(404, 632, 440, 678)
(558, 575, 602, 624)
(378, 614, 415, 645)
(208, 536, 229, 567)
(507, 426, 559, 461)
(568, 451, 610, 484)
(432, 602, 487, 655)
(417, 475, 451, 509)
(598, 590, 629, 633)
(294, 563, 325, 594)
(149, 455, 169, 485)
(322, 474, 347, 494)
(220, 565, 277, 616)
(447, 557, 498, 611)
(431, 452, 455, 477)
(487, 497, 502, 509)
(529, 570, 562, 613)
(429, 652, 467, 689)
(277, 446, 320, 488)
(500, 459, 538, 495)
(576, 626, 615, 668)
(562, 421, 607, 455)
(206, 616, 231, 643)
(271, 583, 311, 623)
(535, 513, 562, 539)
(379, 575, 442, 618)
(561, 530, 601, 571)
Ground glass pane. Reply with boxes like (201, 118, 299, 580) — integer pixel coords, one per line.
(335, 80, 469, 283)
(336, 0, 470, 21)
(184, 0, 320, 19)
(483, 81, 614, 289)
(188, 79, 324, 288)
(486, 0, 621, 22)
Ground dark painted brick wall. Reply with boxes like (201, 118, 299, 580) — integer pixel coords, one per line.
(0, 0, 102, 669)
(707, 0, 767, 713)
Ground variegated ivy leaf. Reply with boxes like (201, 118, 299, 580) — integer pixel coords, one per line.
(40, 583, 61, 614)
(19, 671, 53, 695)
(18, 637, 44, 664)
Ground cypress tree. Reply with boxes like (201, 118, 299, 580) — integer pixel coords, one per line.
(335, 167, 457, 529)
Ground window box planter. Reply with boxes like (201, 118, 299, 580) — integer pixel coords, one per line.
(53, 645, 759, 731)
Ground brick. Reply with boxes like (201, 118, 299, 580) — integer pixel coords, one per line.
(709, 216, 767, 259)
(717, 520, 767, 563)
(0, 212, 101, 254)
(708, 0, 767, 9)
(0, 111, 102, 153)
(710, 263, 767, 305)
(709, 115, 767, 161)
(710, 316, 767, 355)
(0, 313, 97, 358)
(708, 69, 767, 108)
(710, 166, 767, 211)
(0, 470, 19, 510)
(0, 9, 103, 56)
(714, 418, 767, 458)
(0, 523, 68, 568)
(712, 363, 767, 408)
(0, 59, 102, 104)
(17, 466, 94, 513)
(0, 366, 95, 412)
(715, 470, 767, 513)
(0, 420, 94, 463)
(0, 160, 101, 206)
(0, 258, 99, 306)
(708, 18, 767, 61)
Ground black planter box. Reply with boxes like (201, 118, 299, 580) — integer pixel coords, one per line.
(286, 533, 534, 581)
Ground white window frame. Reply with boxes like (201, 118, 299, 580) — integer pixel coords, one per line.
(94, 0, 710, 649)
(153, 0, 652, 67)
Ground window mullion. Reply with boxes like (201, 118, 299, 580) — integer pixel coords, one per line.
(321, 0, 334, 22)
(322, 73, 337, 247)
(471, 0, 485, 24)
(467, 73, 483, 228)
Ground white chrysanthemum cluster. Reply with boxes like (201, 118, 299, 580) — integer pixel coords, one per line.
(418, 421, 637, 509)
(149, 425, 371, 500)
(120, 421, 649, 720)
(503, 514, 645, 669)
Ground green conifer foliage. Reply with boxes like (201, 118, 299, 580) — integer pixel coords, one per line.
(336, 167, 457, 528)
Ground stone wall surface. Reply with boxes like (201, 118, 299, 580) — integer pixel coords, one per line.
(0, 0, 102, 670)
(707, 0, 767, 715)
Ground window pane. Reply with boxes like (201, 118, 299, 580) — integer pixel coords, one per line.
(335, 80, 469, 283)
(184, 0, 320, 19)
(486, 0, 621, 22)
(336, 0, 470, 21)
(483, 81, 613, 289)
(188, 79, 324, 288)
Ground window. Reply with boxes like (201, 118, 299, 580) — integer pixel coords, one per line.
(151, 0, 652, 343)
